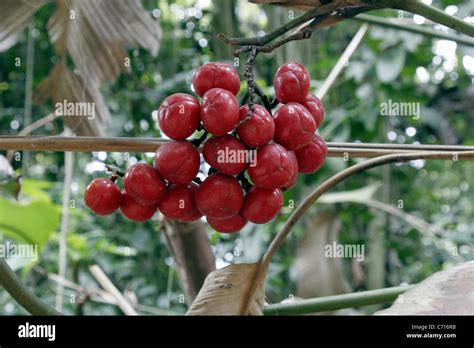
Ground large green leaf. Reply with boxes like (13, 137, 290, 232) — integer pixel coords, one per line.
(376, 45, 406, 83)
(0, 196, 61, 248)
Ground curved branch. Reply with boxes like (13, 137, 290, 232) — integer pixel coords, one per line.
(259, 150, 474, 272)
(0, 259, 60, 315)
(263, 284, 415, 315)
(392, 0, 474, 37)
(353, 14, 474, 46)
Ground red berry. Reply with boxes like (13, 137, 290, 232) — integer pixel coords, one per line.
(120, 191, 157, 222)
(284, 152, 299, 190)
(207, 213, 247, 233)
(242, 187, 283, 224)
(158, 93, 200, 140)
(195, 174, 244, 219)
(178, 209, 203, 223)
(158, 183, 202, 221)
(192, 62, 240, 97)
(274, 103, 316, 150)
(248, 143, 297, 189)
(154, 140, 200, 184)
(84, 178, 122, 216)
(302, 94, 324, 128)
(202, 135, 248, 175)
(295, 134, 327, 174)
(200, 88, 239, 136)
(237, 105, 275, 148)
(124, 163, 166, 206)
(273, 61, 310, 103)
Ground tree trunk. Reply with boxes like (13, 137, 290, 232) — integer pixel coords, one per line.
(163, 218, 215, 306)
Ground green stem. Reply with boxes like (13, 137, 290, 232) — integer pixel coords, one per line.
(393, 0, 474, 37)
(0, 259, 60, 315)
(353, 14, 474, 46)
(263, 285, 415, 315)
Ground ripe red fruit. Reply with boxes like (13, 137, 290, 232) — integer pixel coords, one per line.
(302, 94, 324, 128)
(84, 178, 122, 216)
(192, 62, 240, 97)
(248, 143, 297, 189)
(237, 105, 275, 148)
(273, 61, 310, 103)
(202, 135, 248, 175)
(120, 191, 157, 222)
(274, 103, 316, 150)
(154, 140, 200, 184)
(124, 163, 166, 206)
(195, 174, 244, 219)
(200, 88, 239, 136)
(242, 187, 283, 224)
(207, 214, 247, 233)
(295, 134, 328, 174)
(158, 183, 202, 221)
(158, 93, 200, 140)
(283, 151, 299, 190)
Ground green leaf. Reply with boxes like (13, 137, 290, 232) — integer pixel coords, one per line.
(0, 196, 61, 249)
(376, 46, 406, 83)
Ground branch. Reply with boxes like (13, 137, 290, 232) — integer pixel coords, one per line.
(162, 219, 216, 306)
(353, 14, 474, 46)
(392, 0, 474, 37)
(316, 23, 369, 99)
(89, 264, 138, 315)
(0, 259, 59, 315)
(260, 150, 474, 272)
(263, 284, 415, 315)
(1, 136, 474, 159)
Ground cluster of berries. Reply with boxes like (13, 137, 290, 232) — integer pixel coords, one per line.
(84, 61, 327, 233)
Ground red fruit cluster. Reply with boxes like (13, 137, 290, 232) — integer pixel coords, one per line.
(84, 61, 328, 233)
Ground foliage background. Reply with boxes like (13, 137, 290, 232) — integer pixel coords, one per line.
(0, 0, 473, 315)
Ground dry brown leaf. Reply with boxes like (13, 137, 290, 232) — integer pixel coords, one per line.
(48, 0, 161, 86)
(0, 0, 45, 51)
(186, 263, 265, 315)
(35, 61, 109, 136)
(376, 261, 474, 315)
(36, 0, 162, 135)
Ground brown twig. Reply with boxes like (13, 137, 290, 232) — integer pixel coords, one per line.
(1, 136, 474, 160)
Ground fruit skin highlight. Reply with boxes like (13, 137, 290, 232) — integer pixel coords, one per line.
(192, 62, 241, 97)
(195, 173, 244, 219)
(237, 104, 275, 148)
(202, 135, 248, 175)
(200, 88, 240, 136)
(123, 163, 166, 206)
(84, 178, 122, 216)
(273, 61, 310, 103)
(158, 93, 201, 140)
(120, 191, 157, 222)
(273, 102, 316, 151)
(207, 214, 247, 233)
(302, 93, 325, 128)
(154, 140, 200, 184)
(158, 183, 202, 222)
(295, 134, 328, 174)
(242, 187, 283, 224)
(248, 143, 297, 189)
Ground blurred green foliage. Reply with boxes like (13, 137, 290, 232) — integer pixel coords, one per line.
(0, 0, 473, 315)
